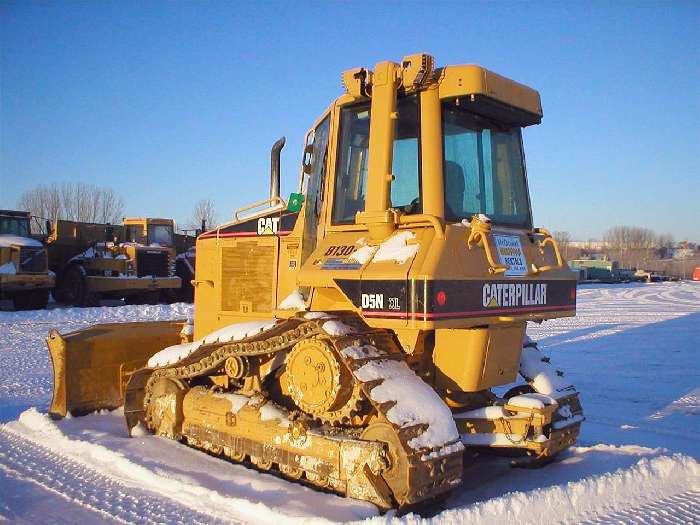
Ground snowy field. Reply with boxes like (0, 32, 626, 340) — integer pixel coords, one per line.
(0, 283, 698, 524)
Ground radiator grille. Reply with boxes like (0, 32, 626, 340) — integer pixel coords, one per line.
(221, 245, 275, 312)
(18, 247, 48, 274)
(136, 250, 169, 277)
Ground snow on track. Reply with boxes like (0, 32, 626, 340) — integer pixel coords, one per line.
(1, 283, 699, 523)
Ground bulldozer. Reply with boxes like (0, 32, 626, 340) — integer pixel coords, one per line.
(48, 217, 182, 306)
(47, 54, 583, 510)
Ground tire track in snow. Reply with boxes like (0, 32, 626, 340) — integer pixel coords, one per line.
(581, 489, 700, 524)
(0, 429, 240, 525)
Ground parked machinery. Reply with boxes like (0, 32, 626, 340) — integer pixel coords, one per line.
(49, 217, 181, 306)
(0, 209, 54, 310)
(47, 54, 583, 509)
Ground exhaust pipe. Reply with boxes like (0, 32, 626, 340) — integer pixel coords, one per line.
(270, 136, 286, 200)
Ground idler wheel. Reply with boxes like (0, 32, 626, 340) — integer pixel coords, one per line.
(361, 419, 411, 505)
(145, 378, 187, 439)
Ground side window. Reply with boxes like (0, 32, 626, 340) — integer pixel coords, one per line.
(332, 96, 421, 224)
(301, 116, 330, 264)
(332, 104, 370, 224)
(306, 117, 330, 217)
(391, 95, 420, 212)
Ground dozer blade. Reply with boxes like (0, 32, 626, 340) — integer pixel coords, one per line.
(47, 320, 185, 418)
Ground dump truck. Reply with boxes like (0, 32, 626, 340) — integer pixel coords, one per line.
(49, 217, 181, 306)
(47, 54, 583, 510)
(0, 209, 54, 310)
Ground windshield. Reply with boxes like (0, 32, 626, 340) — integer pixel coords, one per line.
(124, 225, 146, 244)
(147, 224, 174, 247)
(442, 99, 532, 228)
(0, 217, 31, 237)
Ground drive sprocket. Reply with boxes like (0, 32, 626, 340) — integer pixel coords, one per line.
(284, 337, 365, 425)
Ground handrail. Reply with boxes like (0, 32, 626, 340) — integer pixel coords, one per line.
(466, 215, 508, 275)
(530, 227, 564, 274)
(397, 213, 444, 239)
(234, 197, 286, 222)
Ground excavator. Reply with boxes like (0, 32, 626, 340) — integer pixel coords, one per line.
(47, 54, 583, 510)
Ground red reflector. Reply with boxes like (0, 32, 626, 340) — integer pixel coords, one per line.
(436, 290, 447, 306)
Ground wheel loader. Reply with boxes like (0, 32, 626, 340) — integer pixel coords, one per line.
(47, 54, 583, 510)
(48, 217, 181, 306)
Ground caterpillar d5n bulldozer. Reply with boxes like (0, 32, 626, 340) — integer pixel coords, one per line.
(47, 54, 583, 510)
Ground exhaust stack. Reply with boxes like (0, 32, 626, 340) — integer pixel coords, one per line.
(270, 137, 286, 200)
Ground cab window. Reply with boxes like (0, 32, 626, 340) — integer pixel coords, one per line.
(442, 99, 531, 228)
(124, 225, 146, 244)
(332, 95, 420, 224)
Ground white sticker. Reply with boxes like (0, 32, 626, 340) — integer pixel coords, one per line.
(493, 234, 528, 276)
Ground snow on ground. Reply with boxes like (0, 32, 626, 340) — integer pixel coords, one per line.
(0, 283, 699, 524)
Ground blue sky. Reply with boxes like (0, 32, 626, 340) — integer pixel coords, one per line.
(1, 1, 698, 241)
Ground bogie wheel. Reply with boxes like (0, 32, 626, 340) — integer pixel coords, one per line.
(279, 464, 303, 480)
(12, 289, 49, 310)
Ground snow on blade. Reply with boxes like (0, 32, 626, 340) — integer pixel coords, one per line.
(354, 359, 461, 453)
(277, 290, 307, 311)
(372, 231, 419, 264)
(148, 319, 278, 367)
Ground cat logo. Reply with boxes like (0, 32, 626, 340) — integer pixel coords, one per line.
(257, 217, 280, 236)
(482, 283, 547, 308)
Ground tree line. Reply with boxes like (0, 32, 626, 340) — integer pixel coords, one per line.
(18, 182, 125, 225)
(17, 183, 217, 232)
(555, 226, 679, 270)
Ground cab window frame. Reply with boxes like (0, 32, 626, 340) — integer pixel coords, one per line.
(331, 94, 423, 225)
(441, 98, 533, 229)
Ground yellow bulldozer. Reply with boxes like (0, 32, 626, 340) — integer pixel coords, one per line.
(47, 54, 583, 510)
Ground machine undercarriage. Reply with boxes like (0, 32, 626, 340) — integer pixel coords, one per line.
(119, 313, 582, 509)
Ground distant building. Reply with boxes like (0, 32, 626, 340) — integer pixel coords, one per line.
(569, 240, 609, 250)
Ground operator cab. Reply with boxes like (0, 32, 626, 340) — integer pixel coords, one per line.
(0, 210, 31, 238)
(124, 219, 175, 248)
(323, 58, 542, 233)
